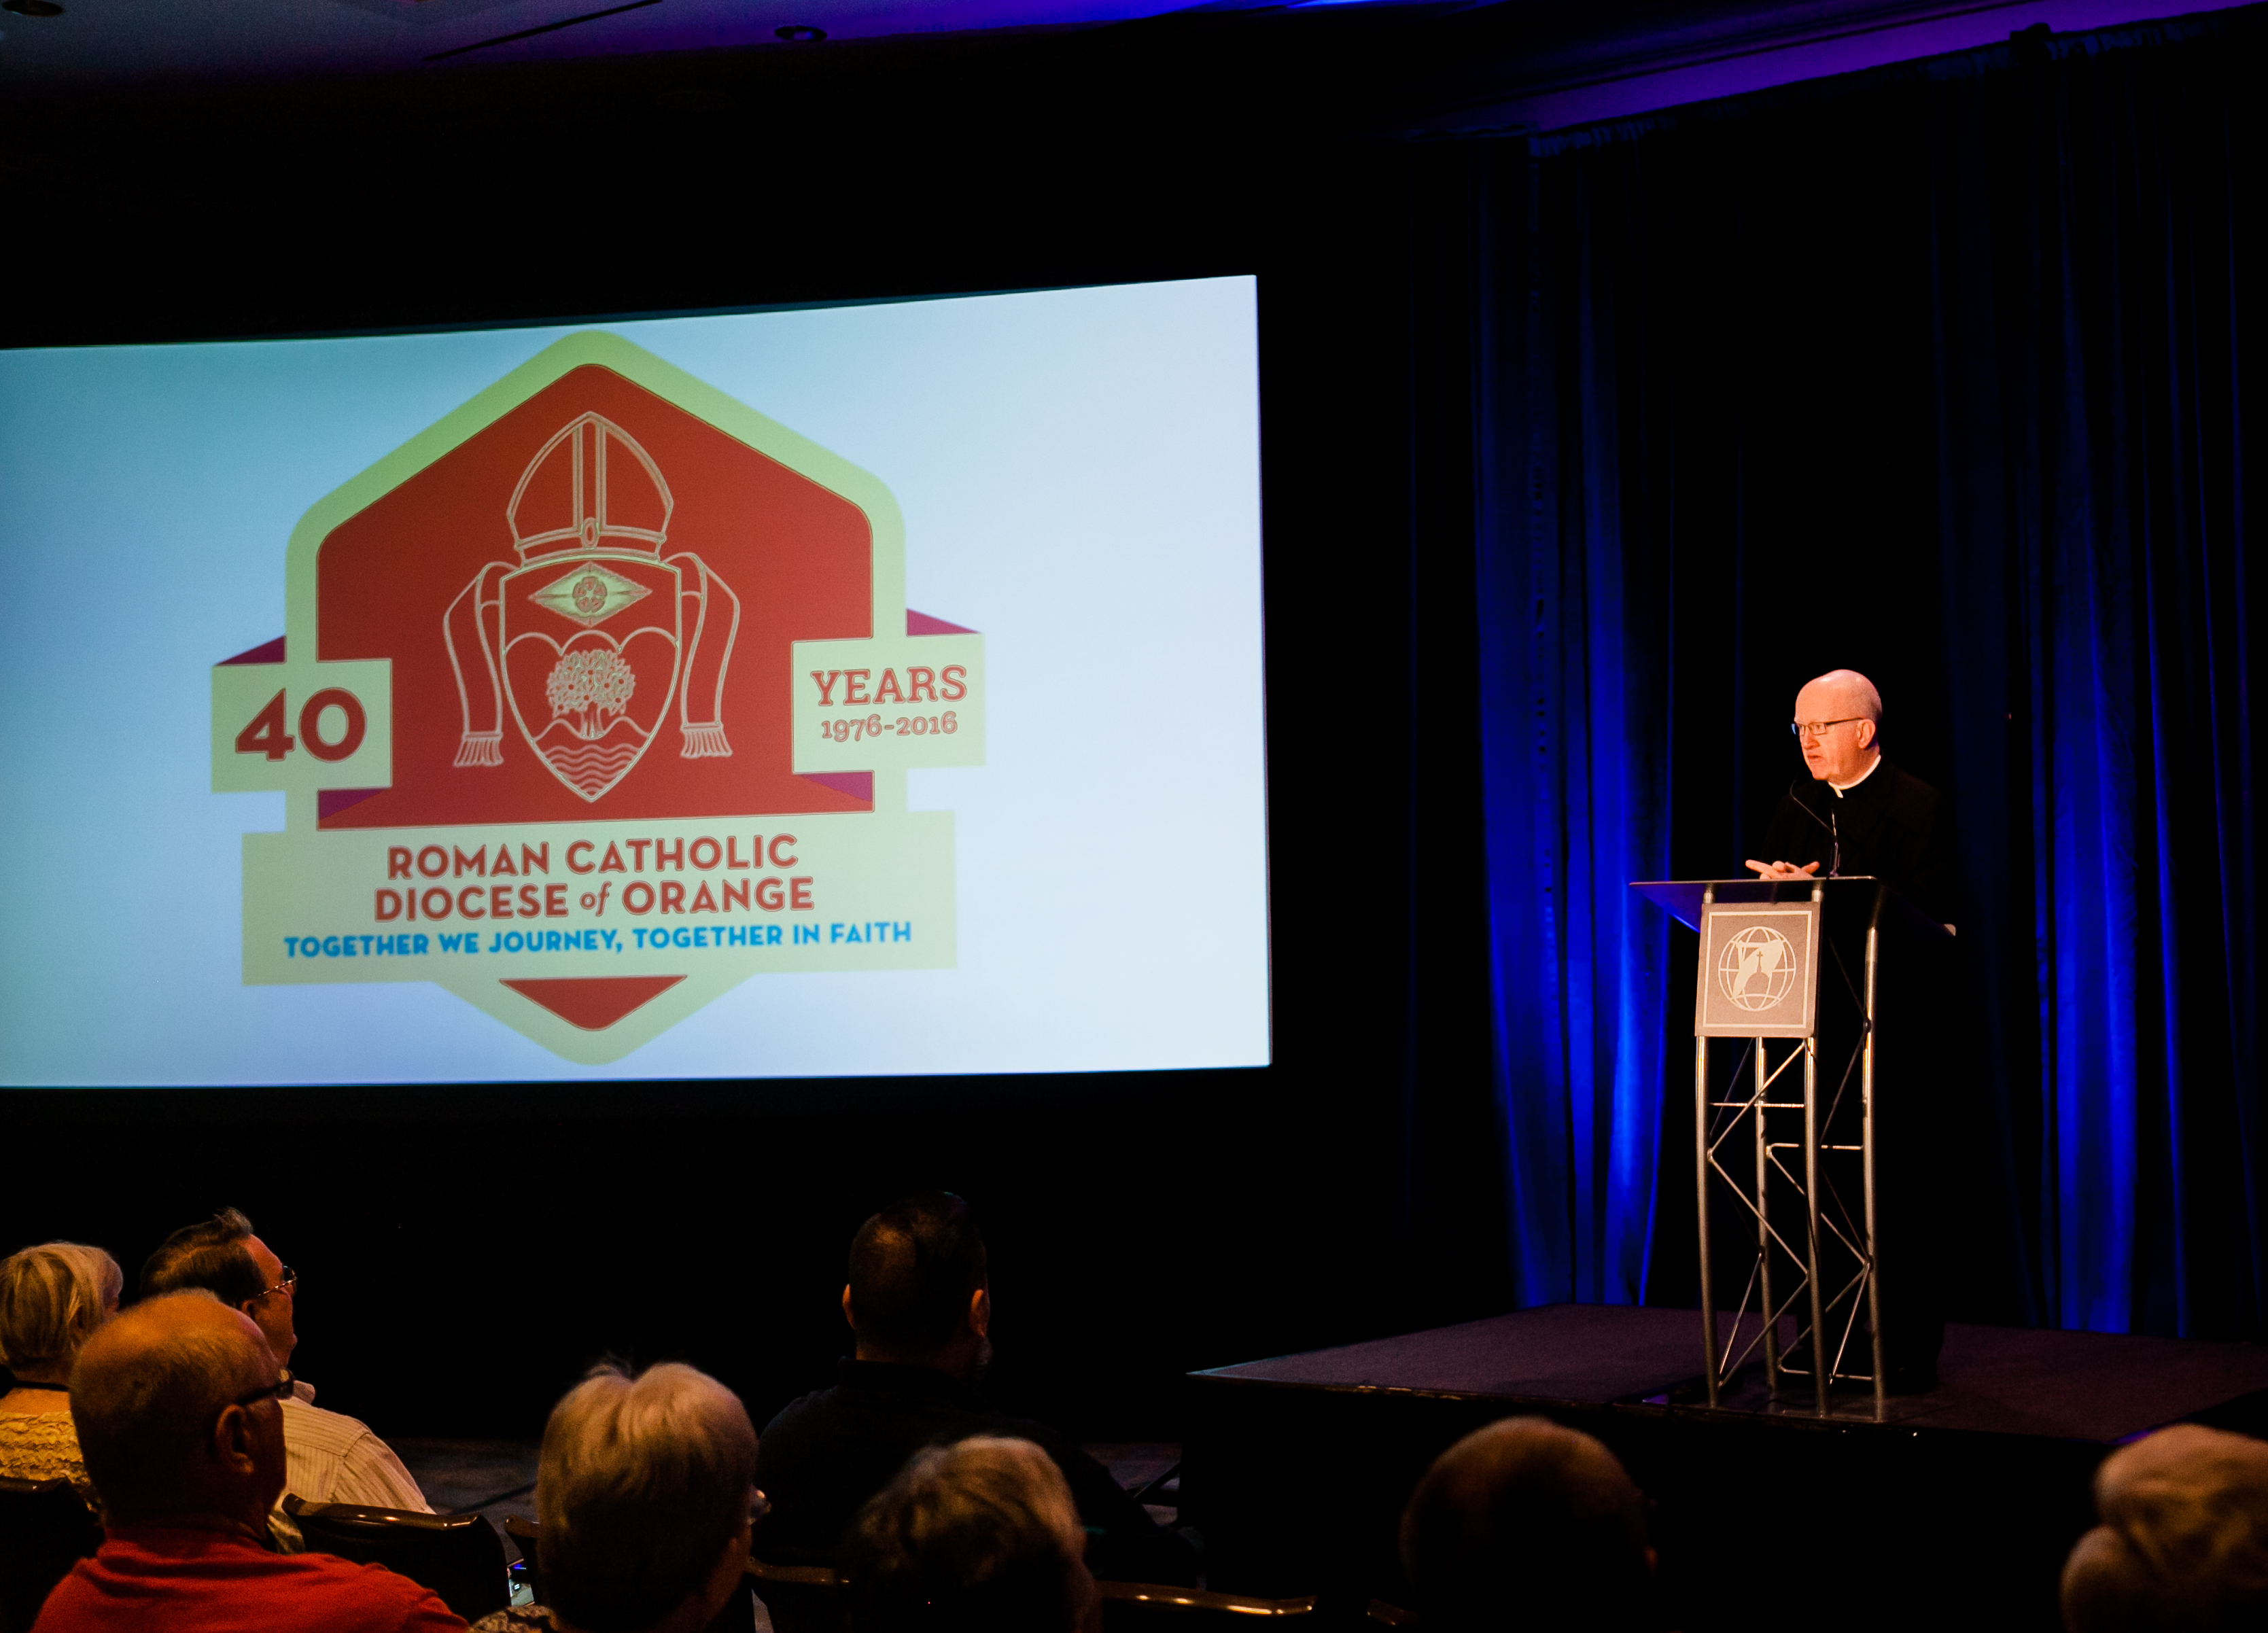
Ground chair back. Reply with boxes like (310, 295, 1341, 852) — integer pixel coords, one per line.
(0, 1477, 101, 1633)
(503, 1513, 544, 1602)
(283, 1494, 508, 1621)
(1098, 1580, 1316, 1633)
(743, 1564, 1308, 1633)
(748, 1558, 848, 1633)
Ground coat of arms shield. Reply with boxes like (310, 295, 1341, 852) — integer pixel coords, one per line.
(502, 551, 682, 801)
(444, 410, 738, 803)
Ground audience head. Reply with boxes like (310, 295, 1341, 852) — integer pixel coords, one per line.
(536, 1360, 761, 1633)
(1399, 1417, 1655, 1633)
(844, 1192, 990, 1376)
(2061, 1423, 2268, 1632)
(69, 1290, 290, 1530)
(845, 1436, 1097, 1633)
(0, 1241, 123, 1386)
(139, 1208, 296, 1369)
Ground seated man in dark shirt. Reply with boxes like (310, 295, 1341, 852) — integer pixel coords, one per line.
(753, 1192, 1196, 1585)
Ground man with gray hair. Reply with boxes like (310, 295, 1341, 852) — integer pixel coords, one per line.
(2061, 1423, 2268, 1632)
(33, 1291, 464, 1633)
(843, 1436, 1100, 1633)
(1746, 668, 1953, 922)
(139, 1208, 429, 1516)
(472, 1361, 759, 1633)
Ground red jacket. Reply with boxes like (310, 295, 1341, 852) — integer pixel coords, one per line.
(33, 1526, 466, 1633)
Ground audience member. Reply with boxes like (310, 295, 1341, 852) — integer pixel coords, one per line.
(753, 1192, 1195, 1583)
(470, 1361, 758, 1633)
(1399, 1416, 1656, 1633)
(2061, 1422, 2268, 1632)
(32, 1290, 464, 1633)
(844, 1436, 1101, 1633)
(140, 1208, 429, 1513)
(0, 1243, 121, 1500)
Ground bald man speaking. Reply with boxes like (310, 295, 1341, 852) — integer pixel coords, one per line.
(1745, 669, 1953, 923)
(1742, 669, 1953, 1390)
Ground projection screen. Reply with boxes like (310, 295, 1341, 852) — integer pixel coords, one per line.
(0, 277, 1268, 1085)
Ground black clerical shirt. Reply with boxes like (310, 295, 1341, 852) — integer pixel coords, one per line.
(1757, 757, 1955, 923)
(752, 1359, 1198, 1585)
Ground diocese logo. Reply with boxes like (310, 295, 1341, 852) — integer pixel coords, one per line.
(1716, 924, 1796, 1011)
(211, 332, 985, 1065)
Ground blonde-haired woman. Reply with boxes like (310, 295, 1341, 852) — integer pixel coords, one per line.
(0, 1242, 124, 1498)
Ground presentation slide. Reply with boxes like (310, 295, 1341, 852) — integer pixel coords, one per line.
(0, 278, 1269, 1086)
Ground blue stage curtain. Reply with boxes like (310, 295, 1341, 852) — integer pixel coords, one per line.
(1468, 146, 1674, 1308)
(1461, 14, 2265, 1331)
(1927, 31, 2265, 1335)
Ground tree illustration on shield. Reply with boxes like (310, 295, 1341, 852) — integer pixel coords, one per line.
(545, 648, 638, 739)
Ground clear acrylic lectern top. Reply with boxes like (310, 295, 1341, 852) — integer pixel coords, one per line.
(1629, 877, 1949, 938)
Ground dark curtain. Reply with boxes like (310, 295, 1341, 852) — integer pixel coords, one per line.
(1465, 138, 1678, 1308)
(1443, 11, 2265, 1333)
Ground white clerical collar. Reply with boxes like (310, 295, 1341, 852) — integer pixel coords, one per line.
(1829, 754, 1884, 797)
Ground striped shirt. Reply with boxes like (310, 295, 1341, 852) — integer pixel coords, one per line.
(281, 1381, 430, 1513)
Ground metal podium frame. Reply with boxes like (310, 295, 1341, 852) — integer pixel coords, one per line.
(1631, 877, 1946, 1418)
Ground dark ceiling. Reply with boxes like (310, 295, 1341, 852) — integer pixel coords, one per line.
(0, 0, 2248, 353)
(0, 0, 1440, 85)
(0, 0, 2241, 103)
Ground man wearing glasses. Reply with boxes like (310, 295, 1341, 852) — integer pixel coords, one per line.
(35, 1292, 463, 1632)
(140, 1210, 429, 1519)
(1745, 669, 1953, 922)
(1744, 669, 1953, 1391)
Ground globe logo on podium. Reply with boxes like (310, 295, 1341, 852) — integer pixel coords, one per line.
(1717, 924, 1796, 1011)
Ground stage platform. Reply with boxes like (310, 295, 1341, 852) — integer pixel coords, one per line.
(1181, 1304, 2268, 1633)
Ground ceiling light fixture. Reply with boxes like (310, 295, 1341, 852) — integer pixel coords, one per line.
(774, 23, 824, 41)
(2, 0, 66, 16)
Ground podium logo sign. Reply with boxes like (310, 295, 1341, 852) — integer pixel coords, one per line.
(1717, 926, 1796, 1010)
(1696, 904, 1819, 1037)
(210, 332, 984, 1065)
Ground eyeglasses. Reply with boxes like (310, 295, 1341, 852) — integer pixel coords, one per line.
(253, 1267, 297, 1302)
(226, 1369, 297, 1412)
(1790, 718, 1867, 740)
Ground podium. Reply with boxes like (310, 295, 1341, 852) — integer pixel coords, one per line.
(1632, 877, 1951, 1414)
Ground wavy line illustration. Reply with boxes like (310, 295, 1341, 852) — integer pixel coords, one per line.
(531, 715, 652, 748)
(540, 741, 644, 798)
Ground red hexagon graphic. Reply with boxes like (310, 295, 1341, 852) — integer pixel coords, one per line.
(315, 364, 874, 828)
